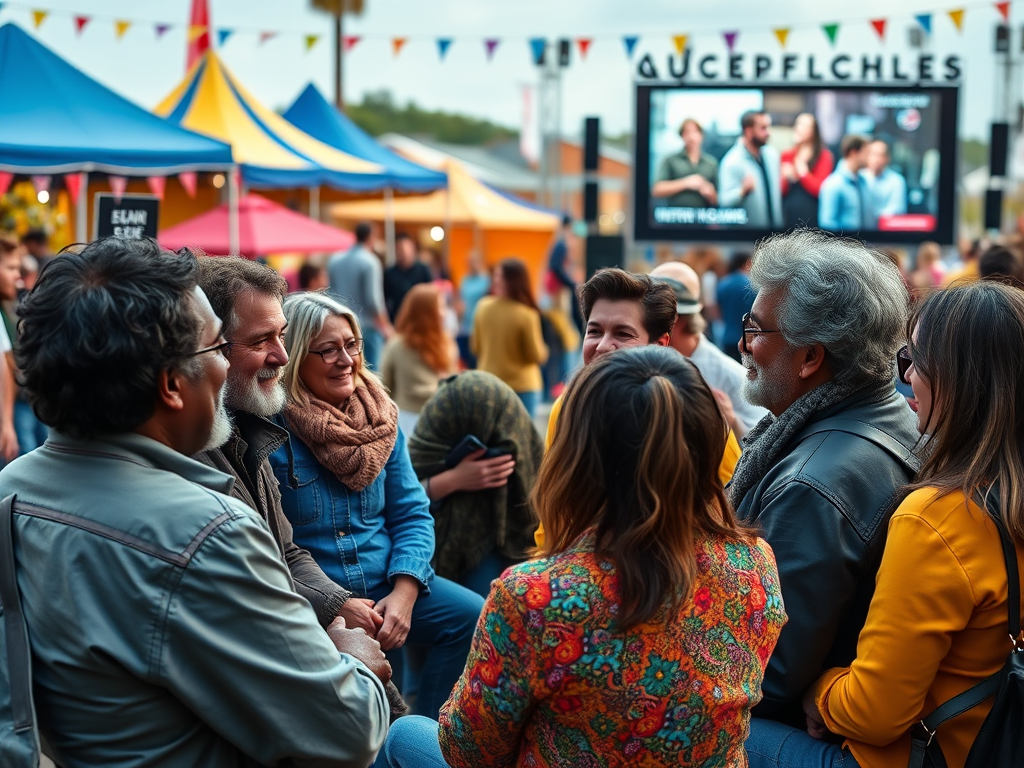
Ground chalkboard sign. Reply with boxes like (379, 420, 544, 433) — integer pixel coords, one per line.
(94, 193, 159, 240)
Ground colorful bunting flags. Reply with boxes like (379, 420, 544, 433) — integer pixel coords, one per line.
(723, 31, 738, 53)
(30, 175, 50, 194)
(0, 173, 12, 199)
(672, 34, 688, 56)
(155, 24, 170, 39)
(31, 9, 47, 29)
(343, 35, 361, 52)
(485, 38, 500, 60)
(391, 37, 407, 57)
(949, 8, 965, 30)
(529, 37, 545, 65)
(436, 38, 452, 60)
(73, 15, 89, 35)
(108, 176, 127, 204)
(114, 20, 131, 39)
(305, 34, 319, 52)
(178, 172, 197, 199)
(870, 18, 887, 41)
(258, 31, 276, 45)
(146, 176, 166, 201)
(217, 29, 233, 46)
(915, 14, 932, 34)
(773, 28, 789, 48)
(65, 173, 82, 205)
(996, 1, 1010, 22)
(622, 36, 638, 59)
(577, 38, 592, 60)
(822, 23, 840, 46)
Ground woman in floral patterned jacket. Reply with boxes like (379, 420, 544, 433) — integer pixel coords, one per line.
(373, 345, 786, 768)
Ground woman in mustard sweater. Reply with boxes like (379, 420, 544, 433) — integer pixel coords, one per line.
(747, 280, 1024, 768)
(470, 258, 548, 416)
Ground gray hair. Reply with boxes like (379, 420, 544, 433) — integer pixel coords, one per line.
(750, 229, 908, 383)
(280, 291, 380, 407)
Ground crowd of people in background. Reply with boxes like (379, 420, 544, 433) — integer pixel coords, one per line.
(2, 218, 1024, 768)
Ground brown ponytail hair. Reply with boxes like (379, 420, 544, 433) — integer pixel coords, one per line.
(533, 345, 754, 630)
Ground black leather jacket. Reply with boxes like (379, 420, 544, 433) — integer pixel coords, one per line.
(735, 388, 920, 722)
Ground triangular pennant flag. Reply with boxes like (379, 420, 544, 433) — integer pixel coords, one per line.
(773, 28, 790, 48)
(577, 38, 592, 60)
(146, 176, 166, 201)
(622, 35, 639, 59)
(870, 19, 887, 40)
(114, 20, 131, 39)
(31, 175, 50, 194)
(822, 23, 840, 45)
(0, 172, 13, 199)
(179, 171, 197, 199)
(217, 29, 233, 46)
(187, 24, 206, 43)
(155, 24, 170, 39)
(259, 31, 276, 45)
(64, 173, 81, 205)
(391, 37, 407, 57)
(723, 31, 738, 52)
(31, 10, 47, 29)
(108, 176, 127, 204)
(915, 14, 932, 34)
(949, 9, 965, 31)
(305, 34, 319, 52)
(672, 34, 688, 55)
(997, 2, 1010, 22)
(529, 37, 546, 65)
(343, 35, 361, 52)
(436, 38, 452, 60)
(74, 16, 89, 35)
(485, 38, 500, 60)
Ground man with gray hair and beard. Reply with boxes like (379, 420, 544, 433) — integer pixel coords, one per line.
(729, 231, 920, 749)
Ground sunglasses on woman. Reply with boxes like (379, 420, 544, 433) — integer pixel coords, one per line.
(896, 345, 912, 386)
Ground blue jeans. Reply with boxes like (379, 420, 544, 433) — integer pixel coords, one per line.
(363, 326, 384, 372)
(746, 718, 860, 768)
(515, 390, 540, 418)
(368, 576, 483, 721)
(14, 400, 47, 455)
(459, 552, 516, 598)
(372, 715, 448, 768)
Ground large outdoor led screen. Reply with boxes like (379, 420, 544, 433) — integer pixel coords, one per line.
(633, 84, 959, 243)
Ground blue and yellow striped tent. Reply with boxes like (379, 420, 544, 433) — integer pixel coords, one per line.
(155, 51, 389, 190)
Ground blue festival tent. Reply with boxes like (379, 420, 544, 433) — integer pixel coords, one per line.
(282, 84, 447, 192)
(0, 23, 232, 174)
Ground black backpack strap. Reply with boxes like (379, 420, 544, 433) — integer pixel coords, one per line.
(798, 417, 921, 476)
(0, 494, 34, 732)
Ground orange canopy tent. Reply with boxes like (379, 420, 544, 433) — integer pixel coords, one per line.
(329, 161, 560, 286)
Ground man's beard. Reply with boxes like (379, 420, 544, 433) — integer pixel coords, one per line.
(225, 366, 287, 418)
(203, 387, 233, 451)
(742, 351, 795, 414)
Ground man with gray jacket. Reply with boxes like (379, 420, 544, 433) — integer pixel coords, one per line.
(0, 237, 389, 767)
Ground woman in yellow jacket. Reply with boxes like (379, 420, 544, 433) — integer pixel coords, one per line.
(471, 258, 548, 417)
(747, 280, 1024, 768)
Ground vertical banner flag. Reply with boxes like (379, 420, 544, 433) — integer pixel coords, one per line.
(259, 31, 276, 44)
(217, 29, 233, 46)
(529, 37, 545, 65)
(146, 176, 166, 200)
(31, 10, 47, 29)
(65, 173, 82, 205)
(996, 2, 1010, 22)
(672, 34, 688, 56)
(0, 172, 12, 199)
(822, 23, 840, 46)
(343, 35, 361, 52)
(915, 14, 932, 34)
(485, 38, 500, 60)
(577, 38, 592, 60)
(305, 34, 319, 51)
(870, 19, 887, 41)
(31, 176, 50, 195)
(436, 38, 452, 60)
(179, 171, 197, 198)
(155, 24, 170, 39)
(74, 16, 89, 35)
(622, 35, 639, 59)
(391, 37, 407, 57)
(108, 176, 128, 203)
(723, 31, 738, 52)
(773, 28, 790, 48)
(521, 85, 540, 165)
(949, 9, 965, 31)
(115, 20, 131, 39)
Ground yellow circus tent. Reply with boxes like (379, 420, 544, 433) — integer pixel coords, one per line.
(330, 161, 560, 286)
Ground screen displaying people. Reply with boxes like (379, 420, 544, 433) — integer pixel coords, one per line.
(644, 87, 947, 239)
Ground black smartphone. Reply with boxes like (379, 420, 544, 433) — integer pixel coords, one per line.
(482, 447, 511, 459)
(444, 435, 487, 468)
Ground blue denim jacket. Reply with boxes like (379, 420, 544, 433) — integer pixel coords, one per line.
(270, 423, 435, 597)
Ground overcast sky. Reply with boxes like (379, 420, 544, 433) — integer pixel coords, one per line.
(6, 0, 1016, 141)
